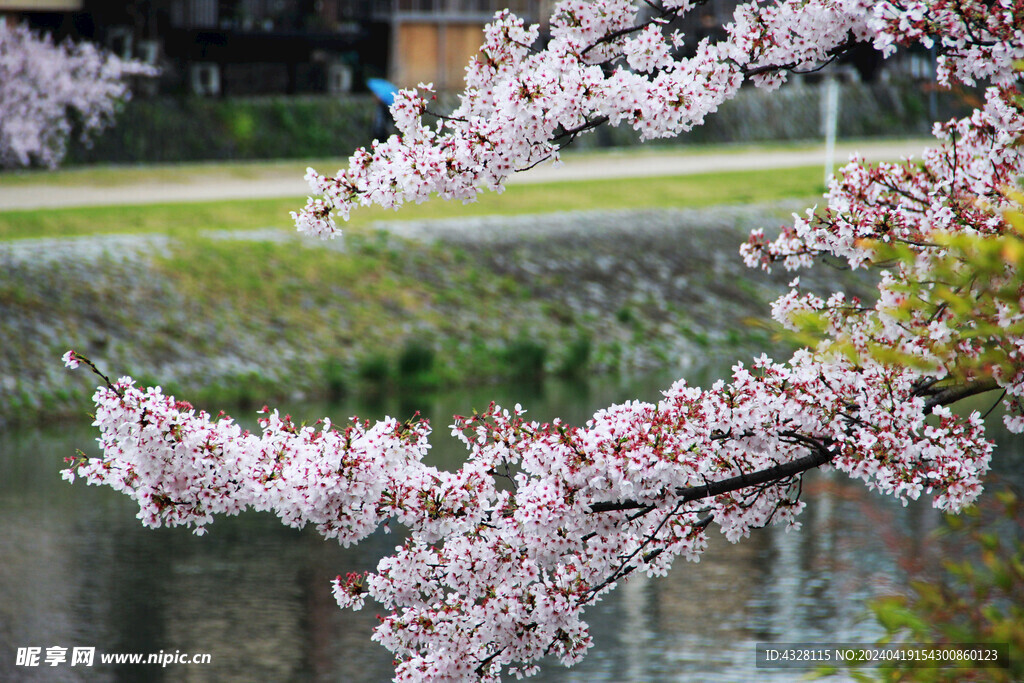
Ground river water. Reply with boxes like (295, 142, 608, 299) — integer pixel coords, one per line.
(1, 366, 1020, 682)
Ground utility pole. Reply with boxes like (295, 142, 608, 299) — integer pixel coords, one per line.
(822, 74, 840, 187)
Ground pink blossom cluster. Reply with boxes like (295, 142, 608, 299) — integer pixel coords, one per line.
(292, 0, 866, 235)
(743, 85, 1024, 271)
(64, 0, 1024, 680)
(0, 22, 154, 168)
(290, 0, 1022, 238)
(866, 0, 1024, 86)
(65, 349, 992, 679)
(63, 378, 441, 544)
(742, 80, 1024, 434)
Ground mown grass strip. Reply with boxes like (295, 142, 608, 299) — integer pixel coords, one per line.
(0, 165, 824, 241)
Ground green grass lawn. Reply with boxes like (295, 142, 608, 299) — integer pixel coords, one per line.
(0, 154, 834, 421)
(0, 165, 825, 241)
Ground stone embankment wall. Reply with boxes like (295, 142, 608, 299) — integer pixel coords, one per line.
(0, 202, 869, 424)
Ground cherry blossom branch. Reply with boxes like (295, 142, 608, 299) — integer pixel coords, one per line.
(920, 376, 1002, 412)
(579, 0, 698, 60)
(61, 351, 115, 391)
(550, 115, 610, 145)
(587, 434, 834, 513)
(740, 34, 857, 78)
(60, 1, 1024, 680)
(581, 511, 714, 601)
(0, 22, 156, 168)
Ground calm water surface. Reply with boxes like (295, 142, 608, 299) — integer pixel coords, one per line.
(1, 368, 1020, 682)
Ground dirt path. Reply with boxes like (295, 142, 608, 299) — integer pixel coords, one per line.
(0, 138, 931, 211)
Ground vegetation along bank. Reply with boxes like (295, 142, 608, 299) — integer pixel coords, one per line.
(0, 198, 874, 427)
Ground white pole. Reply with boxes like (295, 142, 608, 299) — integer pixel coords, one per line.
(823, 75, 840, 186)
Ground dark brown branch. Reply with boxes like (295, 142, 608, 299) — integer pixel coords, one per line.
(741, 35, 857, 78)
(424, 107, 468, 124)
(550, 115, 611, 144)
(586, 377, 1002, 513)
(982, 390, 1008, 421)
(515, 152, 558, 173)
(920, 376, 1001, 412)
(72, 352, 117, 393)
(589, 435, 834, 513)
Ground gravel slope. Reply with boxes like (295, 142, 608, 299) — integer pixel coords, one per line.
(0, 200, 873, 425)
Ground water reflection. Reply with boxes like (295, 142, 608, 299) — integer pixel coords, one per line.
(1, 372, 1020, 681)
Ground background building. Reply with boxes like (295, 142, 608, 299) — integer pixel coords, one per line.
(0, 0, 552, 96)
(382, 1, 543, 90)
(1, 1, 387, 96)
(1, 0, 931, 117)
(2, 1, 916, 96)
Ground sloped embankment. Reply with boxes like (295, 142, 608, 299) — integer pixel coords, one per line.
(0, 202, 868, 424)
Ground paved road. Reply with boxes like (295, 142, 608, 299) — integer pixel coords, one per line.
(0, 139, 931, 211)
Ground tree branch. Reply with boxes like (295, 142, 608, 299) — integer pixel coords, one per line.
(589, 434, 834, 513)
(587, 373, 1005, 517)
(920, 376, 1002, 411)
(741, 35, 857, 78)
(579, 1, 701, 60)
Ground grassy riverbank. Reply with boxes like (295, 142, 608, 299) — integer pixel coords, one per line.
(0, 164, 823, 240)
(0, 156, 856, 425)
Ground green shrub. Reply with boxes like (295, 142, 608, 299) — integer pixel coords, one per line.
(323, 356, 347, 401)
(227, 110, 256, 146)
(503, 338, 547, 381)
(397, 340, 439, 390)
(398, 341, 435, 378)
(66, 95, 378, 165)
(558, 335, 592, 379)
(357, 353, 391, 385)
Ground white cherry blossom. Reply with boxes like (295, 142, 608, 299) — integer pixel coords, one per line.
(0, 22, 155, 168)
(65, 1, 1024, 680)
